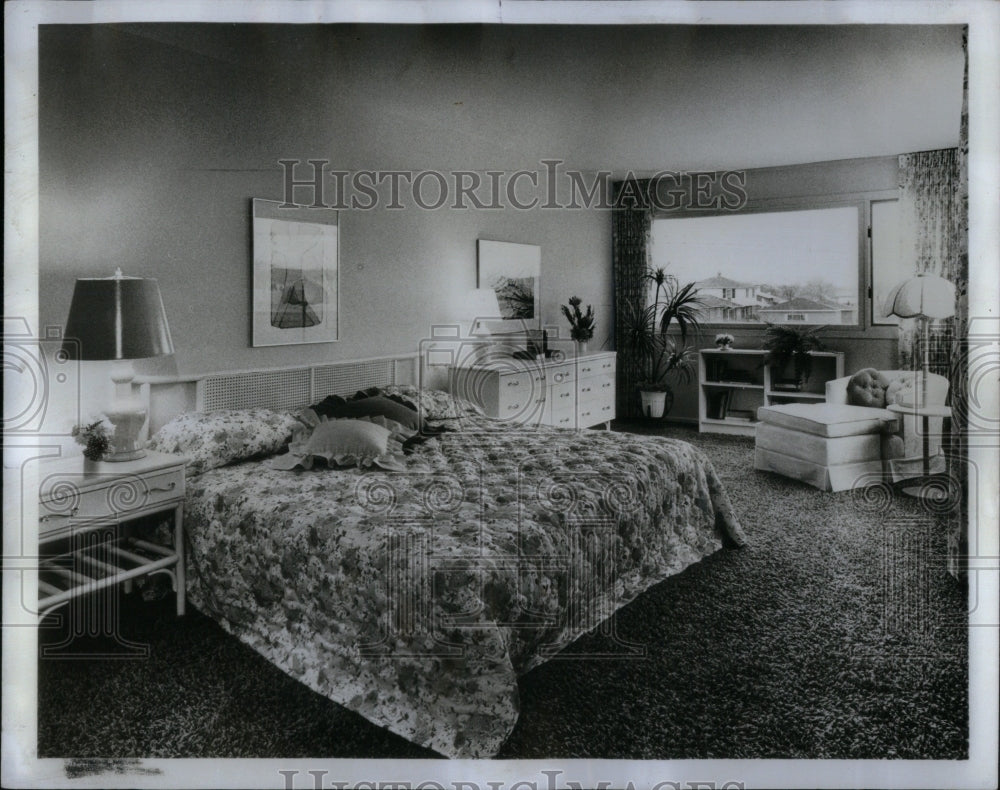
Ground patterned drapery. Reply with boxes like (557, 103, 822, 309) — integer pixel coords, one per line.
(896, 30, 968, 580)
(611, 179, 653, 418)
(896, 147, 960, 376)
(947, 28, 969, 580)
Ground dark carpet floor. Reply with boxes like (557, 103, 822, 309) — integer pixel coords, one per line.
(37, 423, 968, 759)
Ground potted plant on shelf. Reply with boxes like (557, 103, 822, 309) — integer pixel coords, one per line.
(714, 333, 735, 351)
(620, 267, 703, 418)
(761, 323, 827, 390)
(560, 296, 595, 354)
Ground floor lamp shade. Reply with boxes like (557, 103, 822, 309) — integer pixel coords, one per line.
(884, 272, 956, 321)
(61, 274, 174, 361)
(886, 272, 955, 412)
(61, 271, 174, 462)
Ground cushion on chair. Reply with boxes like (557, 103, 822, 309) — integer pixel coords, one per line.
(756, 403, 898, 438)
(846, 368, 891, 408)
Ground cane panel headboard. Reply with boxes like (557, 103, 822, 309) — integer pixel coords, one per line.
(136, 354, 419, 438)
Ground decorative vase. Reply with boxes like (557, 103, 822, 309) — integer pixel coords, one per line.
(83, 456, 101, 473)
(716, 343, 732, 352)
(576, 340, 589, 355)
(639, 390, 668, 419)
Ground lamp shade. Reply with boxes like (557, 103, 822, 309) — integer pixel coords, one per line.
(61, 271, 174, 360)
(884, 272, 956, 320)
(467, 288, 503, 335)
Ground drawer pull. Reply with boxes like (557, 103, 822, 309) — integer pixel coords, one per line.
(581, 386, 592, 393)
(560, 392, 570, 399)
(506, 380, 520, 387)
(507, 403, 521, 411)
(41, 508, 78, 522)
(582, 366, 592, 373)
(149, 482, 177, 493)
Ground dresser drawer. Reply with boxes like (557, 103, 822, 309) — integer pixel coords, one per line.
(39, 466, 185, 539)
(577, 357, 614, 379)
(548, 364, 575, 386)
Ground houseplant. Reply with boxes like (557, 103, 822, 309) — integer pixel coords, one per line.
(714, 333, 735, 351)
(620, 266, 703, 418)
(560, 296, 595, 353)
(72, 420, 112, 465)
(761, 323, 827, 388)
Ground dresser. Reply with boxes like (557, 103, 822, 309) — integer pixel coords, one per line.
(451, 351, 616, 429)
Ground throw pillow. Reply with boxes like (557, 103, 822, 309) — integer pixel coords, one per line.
(846, 368, 891, 408)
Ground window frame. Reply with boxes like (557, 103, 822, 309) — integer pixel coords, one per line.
(650, 189, 898, 338)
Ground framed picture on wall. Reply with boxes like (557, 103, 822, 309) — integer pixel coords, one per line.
(251, 198, 339, 347)
(477, 239, 542, 329)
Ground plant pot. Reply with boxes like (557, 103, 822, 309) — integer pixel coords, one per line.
(83, 456, 102, 473)
(575, 340, 589, 355)
(716, 344, 732, 352)
(639, 390, 670, 419)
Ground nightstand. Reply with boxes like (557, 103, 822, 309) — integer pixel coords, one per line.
(37, 450, 187, 618)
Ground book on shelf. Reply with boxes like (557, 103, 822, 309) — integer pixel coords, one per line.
(709, 389, 732, 420)
(726, 408, 755, 422)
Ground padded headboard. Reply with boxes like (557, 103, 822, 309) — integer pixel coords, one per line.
(136, 354, 418, 437)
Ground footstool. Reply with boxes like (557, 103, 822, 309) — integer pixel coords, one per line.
(754, 403, 900, 492)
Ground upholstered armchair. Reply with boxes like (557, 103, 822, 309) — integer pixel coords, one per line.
(755, 369, 949, 492)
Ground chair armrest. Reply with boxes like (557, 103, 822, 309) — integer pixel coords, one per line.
(825, 375, 851, 404)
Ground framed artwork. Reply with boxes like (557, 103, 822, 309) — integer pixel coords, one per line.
(252, 198, 339, 347)
(477, 239, 541, 328)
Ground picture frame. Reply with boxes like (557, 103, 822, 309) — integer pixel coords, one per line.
(477, 239, 541, 329)
(252, 198, 339, 347)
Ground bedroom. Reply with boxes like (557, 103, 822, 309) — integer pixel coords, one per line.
(5, 3, 998, 789)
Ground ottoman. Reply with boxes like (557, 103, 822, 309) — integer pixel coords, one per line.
(754, 403, 900, 492)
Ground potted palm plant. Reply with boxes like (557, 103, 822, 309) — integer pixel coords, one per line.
(620, 267, 703, 418)
(761, 323, 827, 389)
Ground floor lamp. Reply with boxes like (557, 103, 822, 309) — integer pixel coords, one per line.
(885, 272, 956, 408)
(61, 269, 174, 461)
(885, 272, 955, 498)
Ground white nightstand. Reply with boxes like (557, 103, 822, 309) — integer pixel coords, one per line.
(37, 450, 187, 618)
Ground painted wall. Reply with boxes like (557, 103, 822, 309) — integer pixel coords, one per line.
(37, 24, 962, 430)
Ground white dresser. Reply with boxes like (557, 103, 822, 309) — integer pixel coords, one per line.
(451, 351, 616, 429)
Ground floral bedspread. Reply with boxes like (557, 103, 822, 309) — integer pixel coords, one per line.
(182, 414, 745, 758)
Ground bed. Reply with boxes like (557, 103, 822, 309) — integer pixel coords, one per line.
(141, 358, 745, 758)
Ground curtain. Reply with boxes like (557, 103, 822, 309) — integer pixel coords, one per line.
(946, 28, 969, 580)
(896, 30, 968, 580)
(896, 148, 959, 375)
(611, 179, 652, 418)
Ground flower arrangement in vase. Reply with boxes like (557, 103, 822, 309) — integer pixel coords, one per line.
(714, 333, 735, 351)
(560, 296, 595, 353)
(72, 420, 112, 464)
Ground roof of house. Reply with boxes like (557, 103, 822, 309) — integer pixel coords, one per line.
(759, 297, 842, 312)
(697, 294, 742, 309)
(696, 272, 753, 289)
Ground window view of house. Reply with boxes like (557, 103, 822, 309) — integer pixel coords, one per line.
(650, 206, 860, 325)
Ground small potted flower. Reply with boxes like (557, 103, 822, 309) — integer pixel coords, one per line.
(72, 420, 112, 468)
(714, 333, 735, 351)
(560, 296, 595, 354)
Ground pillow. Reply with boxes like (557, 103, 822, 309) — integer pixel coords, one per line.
(846, 368, 891, 408)
(267, 417, 406, 471)
(308, 394, 422, 431)
(146, 408, 303, 476)
(378, 384, 485, 420)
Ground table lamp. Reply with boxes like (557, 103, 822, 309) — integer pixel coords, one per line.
(61, 269, 174, 461)
(885, 272, 955, 408)
(467, 288, 502, 336)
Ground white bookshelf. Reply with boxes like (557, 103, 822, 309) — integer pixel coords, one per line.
(698, 348, 845, 436)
